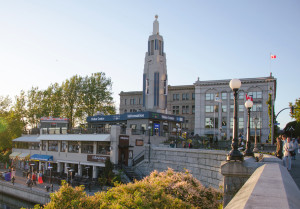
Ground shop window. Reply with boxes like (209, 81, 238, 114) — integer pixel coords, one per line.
(48, 141, 58, 152)
(221, 92, 227, 100)
(97, 142, 110, 155)
(42, 141, 47, 151)
(68, 141, 79, 153)
(61, 141, 67, 152)
(81, 141, 94, 154)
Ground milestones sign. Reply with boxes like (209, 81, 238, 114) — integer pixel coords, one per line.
(87, 155, 109, 163)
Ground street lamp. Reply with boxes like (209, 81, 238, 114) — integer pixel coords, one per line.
(253, 117, 259, 153)
(48, 166, 53, 184)
(173, 123, 181, 148)
(30, 163, 35, 177)
(244, 100, 254, 156)
(227, 79, 244, 161)
(69, 169, 75, 183)
(85, 166, 90, 178)
(66, 166, 70, 183)
(148, 125, 151, 162)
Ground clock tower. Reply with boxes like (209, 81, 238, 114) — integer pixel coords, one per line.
(143, 15, 168, 113)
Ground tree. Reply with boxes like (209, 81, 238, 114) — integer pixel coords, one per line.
(36, 169, 223, 209)
(79, 72, 115, 119)
(290, 98, 300, 122)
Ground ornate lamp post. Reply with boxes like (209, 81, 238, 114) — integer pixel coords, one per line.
(253, 117, 259, 153)
(148, 125, 151, 162)
(173, 123, 181, 148)
(244, 100, 254, 156)
(227, 79, 244, 161)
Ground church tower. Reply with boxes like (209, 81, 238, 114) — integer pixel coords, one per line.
(143, 15, 168, 113)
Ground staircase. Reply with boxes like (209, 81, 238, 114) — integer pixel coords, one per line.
(123, 166, 143, 182)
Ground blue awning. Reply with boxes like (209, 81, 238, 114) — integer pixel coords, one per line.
(30, 154, 53, 161)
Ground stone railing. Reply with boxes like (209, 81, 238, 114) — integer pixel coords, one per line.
(225, 163, 300, 209)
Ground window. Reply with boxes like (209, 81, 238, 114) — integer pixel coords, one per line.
(182, 105, 189, 114)
(124, 99, 127, 105)
(222, 117, 227, 128)
(252, 104, 262, 111)
(68, 141, 79, 153)
(173, 94, 179, 101)
(205, 118, 213, 128)
(239, 105, 244, 112)
(230, 105, 234, 112)
(230, 92, 234, 100)
(192, 93, 195, 100)
(221, 92, 227, 100)
(130, 98, 136, 105)
(239, 91, 244, 100)
(172, 106, 179, 114)
(41, 141, 46, 151)
(206, 105, 214, 113)
(182, 93, 189, 100)
(222, 105, 227, 112)
(205, 93, 214, 101)
(97, 142, 110, 155)
(239, 117, 244, 129)
(48, 141, 58, 152)
(248, 91, 262, 99)
(139, 98, 141, 105)
(183, 120, 189, 129)
(192, 105, 195, 114)
(61, 141, 67, 152)
(81, 141, 94, 154)
(130, 124, 137, 130)
(29, 142, 39, 150)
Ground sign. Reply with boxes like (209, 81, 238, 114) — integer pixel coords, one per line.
(87, 155, 109, 163)
(40, 117, 69, 121)
(274, 123, 280, 126)
(136, 139, 144, 146)
(119, 135, 129, 140)
(87, 111, 184, 123)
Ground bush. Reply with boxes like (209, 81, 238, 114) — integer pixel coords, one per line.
(37, 169, 222, 209)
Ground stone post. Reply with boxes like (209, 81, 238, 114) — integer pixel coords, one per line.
(221, 157, 260, 207)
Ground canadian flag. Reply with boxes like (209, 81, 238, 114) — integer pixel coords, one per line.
(246, 94, 253, 101)
(271, 55, 276, 59)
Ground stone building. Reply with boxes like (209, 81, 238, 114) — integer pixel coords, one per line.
(119, 16, 277, 141)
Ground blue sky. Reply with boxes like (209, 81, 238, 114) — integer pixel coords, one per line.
(0, 1, 299, 129)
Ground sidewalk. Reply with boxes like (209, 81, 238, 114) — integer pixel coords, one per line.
(289, 155, 300, 189)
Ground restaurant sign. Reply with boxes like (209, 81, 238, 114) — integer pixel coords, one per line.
(87, 155, 109, 163)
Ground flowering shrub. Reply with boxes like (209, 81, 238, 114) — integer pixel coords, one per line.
(36, 169, 222, 209)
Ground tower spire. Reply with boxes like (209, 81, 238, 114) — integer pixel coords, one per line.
(153, 15, 159, 35)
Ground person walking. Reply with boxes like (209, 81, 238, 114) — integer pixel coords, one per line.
(283, 137, 293, 171)
(32, 172, 37, 186)
(292, 138, 299, 160)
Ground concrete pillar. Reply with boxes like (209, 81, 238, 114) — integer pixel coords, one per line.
(57, 162, 63, 173)
(93, 142, 97, 154)
(92, 166, 97, 179)
(110, 125, 120, 165)
(78, 164, 82, 176)
(78, 142, 82, 153)
(64, 163, 69, 173)
(38, 161, 42, 171)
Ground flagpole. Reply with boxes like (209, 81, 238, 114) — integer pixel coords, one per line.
(269, 52, 272, 73)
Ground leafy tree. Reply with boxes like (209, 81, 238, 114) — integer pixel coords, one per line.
(284, 121, 300, 138)
(37, 169, 222, 209)
(290, 98, 300, 122)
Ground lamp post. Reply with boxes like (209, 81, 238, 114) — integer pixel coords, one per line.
(173, 123, 181, 148)
(69, 169, 75, 183)
(85, 167, 90, 179)
(244, 100, 254, 156)
(253, 117, 259, 153)
(48, 166, 53, 184)
(30, 163, 35, 176)
(66, 166, 70, 183)
(148, 125, 151, 162)
(227, 79, 244, 161)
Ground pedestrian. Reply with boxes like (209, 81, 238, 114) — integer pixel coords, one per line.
(275, 137, 283, 159)
(38, 171, 43, 184)
(26, 176, 32, 187)
(282, 137, 293, 171)
(32, 172, 37, 186)
(292, 138, 299, 160)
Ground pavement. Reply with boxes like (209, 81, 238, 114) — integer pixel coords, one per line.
(0, 168, 101, 196)
(289, 154, 300, 190)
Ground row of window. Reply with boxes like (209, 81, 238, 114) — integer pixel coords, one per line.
(205, 91, 262, 101)
(172, 105, 195, 114)
(14, 141, 111, 155)
(173, 93, 195, 101)
(205, 117, 261, 129)
(123, 98, 142, 105)
(205, 104, 262, 113)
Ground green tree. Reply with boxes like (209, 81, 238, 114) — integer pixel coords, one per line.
(27, 87, 43, 128)
(79, 72, 115, 119)
(290, 98, 300, 122)
(36, 169, 222, 209)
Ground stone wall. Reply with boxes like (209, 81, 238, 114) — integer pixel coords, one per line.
(0, 180, 50, 205)
(135, 146, 227, 189)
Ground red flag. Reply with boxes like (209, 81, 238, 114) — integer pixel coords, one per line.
(271, 55, 276, 59)
(246, 94, 253, 101)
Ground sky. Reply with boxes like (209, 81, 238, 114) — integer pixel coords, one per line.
(0, 1, 299, 129)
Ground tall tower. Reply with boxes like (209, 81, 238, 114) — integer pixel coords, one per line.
(143, 15, 168, 113)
